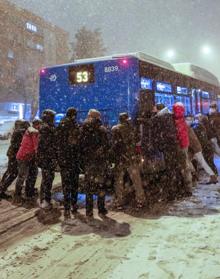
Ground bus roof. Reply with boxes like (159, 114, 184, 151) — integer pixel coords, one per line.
(173, 63, 220, 87)
(42, 52, 220, 88)
(44, 52, 175, 71)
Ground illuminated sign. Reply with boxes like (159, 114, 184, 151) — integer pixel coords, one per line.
(177, 86, 188, 95)
(141, 77, 153, 90)
(156, 82, 172, 93)
(201, 91, 209, 98)
(69, 64, 95, 85)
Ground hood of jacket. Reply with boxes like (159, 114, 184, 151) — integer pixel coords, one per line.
(27, 126, 39, 134)
(157, 107, 171, 116)
(173, 102, 185, 119)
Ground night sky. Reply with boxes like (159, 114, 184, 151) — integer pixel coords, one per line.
(9, 0, 220, 79)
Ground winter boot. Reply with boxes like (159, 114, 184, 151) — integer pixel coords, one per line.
(64, 209, 71, 220)
(0, 192, 12, 200)
(40, 200, 52, 210)
(13, 195, 23, 205)
(98, 208, 108, 217)
(207, 175, 218, 185)
(71, 204, 79, 216)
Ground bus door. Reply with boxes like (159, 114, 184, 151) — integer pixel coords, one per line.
(155, 81, 174, 111)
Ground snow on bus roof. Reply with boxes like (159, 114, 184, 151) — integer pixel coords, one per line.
(43, 52, 175, 71)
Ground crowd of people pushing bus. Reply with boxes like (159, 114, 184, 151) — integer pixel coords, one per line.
(0, 100, 220, 221)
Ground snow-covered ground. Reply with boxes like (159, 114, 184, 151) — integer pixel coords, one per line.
(1, 141, 220, 278)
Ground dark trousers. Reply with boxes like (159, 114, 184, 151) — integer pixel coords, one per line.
(25, 160, 38, 197)
(0, 157, 18, 193)
(40, 169, 55, 203)
(15, 159, 38, 197)
(60, 168, 79, 211)
(86, 190, 106, 216)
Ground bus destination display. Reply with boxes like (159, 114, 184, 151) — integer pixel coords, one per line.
(69, 64, 95, 85)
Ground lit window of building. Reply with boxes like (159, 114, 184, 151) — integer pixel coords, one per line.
(8, 49, 14, 59)
(36, 44, 44, 51)
(26, 22, 37, 32)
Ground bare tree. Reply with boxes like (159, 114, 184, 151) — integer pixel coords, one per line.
(71, 26, 106, 60)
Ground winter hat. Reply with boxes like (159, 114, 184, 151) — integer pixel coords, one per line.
(21, 121, 31, 130)
(66, 107, 77, 118)
(42, 109, 56, 125)
(32, 119, 42, 126)
(119, 112, 129, 123)
(14, 119, 25, 130)
(210, 102, 217, 109)
(88, 109, 101, 120)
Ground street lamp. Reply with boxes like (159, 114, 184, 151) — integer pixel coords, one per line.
(201, 45, 212, 55)
(164, 49, 176, 61)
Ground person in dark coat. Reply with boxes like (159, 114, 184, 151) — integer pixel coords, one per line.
(111, 112, 145, 208)
(151, 104, 186, 200)
(198, 113, 220, 157)
(208, 102, 220, 146)
(186, 116, 217, 184)
(56, 107, 81, 219)
(192, 115, 218, 175)
(80, 109, 110, 219)
(0, 120, 30, 200)
(37, 109, 57, 209)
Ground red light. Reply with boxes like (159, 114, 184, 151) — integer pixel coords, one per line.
(40, 68, 46, 75)
(122, 59, 128, 64)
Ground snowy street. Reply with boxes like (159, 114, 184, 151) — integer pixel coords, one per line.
(1, 138, 220, 279)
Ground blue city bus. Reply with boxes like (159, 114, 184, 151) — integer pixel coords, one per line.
(39, 52, 220, 126)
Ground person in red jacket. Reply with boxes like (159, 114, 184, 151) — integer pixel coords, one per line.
(14, 119, 42, 204)
(173, 102, 193, 196)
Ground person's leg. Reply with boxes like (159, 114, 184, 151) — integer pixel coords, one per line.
(70, 170, 79, 213)
(40, 169, 55, 203)
(181, 149, 193, 195)
(211, 138, 220, 156)
(0, 158, 18, 193)
(203, 150, 218, 175)
(97, 190, 107, 215)
(86, 192, 94, 217)
(60, 168, 71, 211)
(114, 166, 126, 206)
(128, 163, 145, 205)
(25, 160, 38, 198)
(194, 152, 215, 176)
(15, 161, 29, 197)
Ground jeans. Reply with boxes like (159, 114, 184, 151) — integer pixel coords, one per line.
(211, 138, 220, 156)
(15, 160, 29, 196)
(194, 152, 214, 176)
(15, 159, 38, 197)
